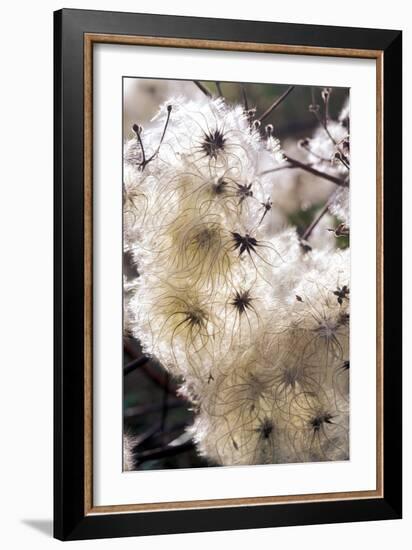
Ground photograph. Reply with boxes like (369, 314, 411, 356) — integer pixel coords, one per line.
(51, 8, 402, 541)
(122, 77, 351, 471)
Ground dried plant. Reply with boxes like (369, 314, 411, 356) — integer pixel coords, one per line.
(123, 82, 350, 468)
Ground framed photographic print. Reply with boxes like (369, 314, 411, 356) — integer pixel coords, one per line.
(54, 8, 402, 541)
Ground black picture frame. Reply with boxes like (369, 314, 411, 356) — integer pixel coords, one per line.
(54, 8, 402, 541)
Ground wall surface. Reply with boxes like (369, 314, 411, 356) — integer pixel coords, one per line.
(0, 1, 409, 548)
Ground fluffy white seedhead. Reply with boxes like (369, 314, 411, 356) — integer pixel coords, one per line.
(124, 91, 350, 467)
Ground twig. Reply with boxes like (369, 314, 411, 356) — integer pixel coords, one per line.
(259, 164, 297, 175)
(302, 190, 338, 241)
(124, 340, 177, 394)
(215, 81, 223, 97)
(132, 106, 172, 171)
(123, 336, 144, 357)
(240, 84, 249, 111)
(194, 80, 212, 98)
(336, 153, 350, 170)
(310, 87, 337, 146)
(260, 157, 348, 187)
(124, 356, 150, 376)
(132, 124, 146, 166)
(258, 85, 295, 123)
(280, 155, 349, 187)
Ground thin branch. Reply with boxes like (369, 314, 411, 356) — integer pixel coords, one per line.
(132, 105, 172, 171)
(282, 155, 349, 187)
(310, 87, 336, 146)
(124, 356, 150, 376)
(260, 156, 348, 187)
(215, 81, 223, 97)
(259, 164, 297, 176)
(123, 336, 143, 357)
(324, 93, 329, 127)
(302, 190, 338, 241)
(258, 85, 295, 123)
(132, 124, 146, 166)
(240, 84, 249, 111)
(123, 338, 177, 394)
(194, 80, 212, 98)
(153, 106, 172, 153)
(336, 153, 350, 170)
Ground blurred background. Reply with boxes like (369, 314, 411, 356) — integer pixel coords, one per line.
(123, 78, 349, 471)
(123, 78, 348, 142)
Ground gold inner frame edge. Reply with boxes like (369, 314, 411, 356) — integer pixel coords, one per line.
(83, 33, 384, 515)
